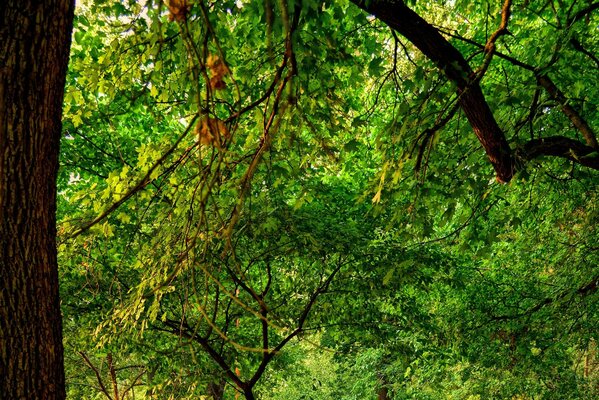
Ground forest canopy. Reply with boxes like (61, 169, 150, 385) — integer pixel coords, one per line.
(50, 0, 599, 398)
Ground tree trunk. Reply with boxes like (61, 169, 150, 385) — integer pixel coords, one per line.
(377, 386, 390, 400)
(243, 388, 255, 400)
(377, 371, 390, 400)
(0, 1, 74, 399)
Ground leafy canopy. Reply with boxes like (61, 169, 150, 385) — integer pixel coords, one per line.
(58, 1, 597, 399)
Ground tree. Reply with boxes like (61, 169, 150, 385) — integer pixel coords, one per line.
(0, 0, 75, 398)
(56, 0, 597, 398)
(351, 0, 599, 182)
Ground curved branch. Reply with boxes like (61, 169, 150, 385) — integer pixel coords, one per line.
(519, 136, 599, 169)
(567, 2, 599, 25)
(536, 74, 598, 149)
(476, 0, 512, 80)
(350, 0, 514, 181)
(351, 0, 599, 180)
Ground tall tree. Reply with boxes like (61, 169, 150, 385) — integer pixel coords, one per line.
(0, 0, 75, 398)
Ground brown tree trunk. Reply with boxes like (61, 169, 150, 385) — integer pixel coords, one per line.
(0, 1, 74, 399)
(377, 386, 390, 400)
(376, 372, 390, 400)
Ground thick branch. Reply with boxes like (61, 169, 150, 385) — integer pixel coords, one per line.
(351, 0, 514, 181)
(567, 2, 599, 25)
(570, 38, 599, 68)
(351, 1, 599, 179)
(433, 29, 598, 150)
(519, 136, 599, 169)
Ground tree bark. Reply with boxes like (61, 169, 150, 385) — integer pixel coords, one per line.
(0, 1, 74, 399)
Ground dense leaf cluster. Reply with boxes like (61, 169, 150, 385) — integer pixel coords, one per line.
(58, 1, 597, 399)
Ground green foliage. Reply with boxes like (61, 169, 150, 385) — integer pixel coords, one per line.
(57, 0, 597, 399)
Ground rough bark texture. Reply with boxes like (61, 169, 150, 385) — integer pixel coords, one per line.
(0, 1, 74, 399)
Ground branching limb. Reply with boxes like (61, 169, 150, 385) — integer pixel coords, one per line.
(160, 319, 247, 390)
(436, 26, 536, 71)
(570, 38, 599, 68)
(518, 136, 599, 169)
(351, 0, 599, 180)
(475, 0, 513, 81)
(350, 0, 514, 181)
(78, 351, 113, 400)
(536, 74, 598, 148)
(247, 255, 345, 387)
(222, 4, 301, 241)
(433, 26, 598, 150)
(120, 368, 146, 399)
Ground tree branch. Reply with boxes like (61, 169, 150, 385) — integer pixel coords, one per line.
(350, 0, 514, 181)
(567, 2, 599, 25)
(519, 136, 599, 169)
(351, 0, 599, 179)
(161, 319, 246, 390)
(536, 74, 598, 148)
(488, 275, 598, 323)
(432, 27, 598, 151)
(570, 38, 599, 68)
(67, 115, 198, 239)
(78, 351, 113, 400)
(475, 0, 513, 80)
(248, 256, 345, 387)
